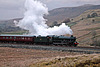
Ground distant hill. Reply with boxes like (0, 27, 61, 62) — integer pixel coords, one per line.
(0, 18, 24, 33)
(45, 4, 100, 25)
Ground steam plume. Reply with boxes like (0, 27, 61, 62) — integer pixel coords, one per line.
(15, 0, 73, 36)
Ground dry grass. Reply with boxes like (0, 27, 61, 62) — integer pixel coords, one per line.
(30, 54, 100, 67)
(70, 9, 100, 46)
(0, 47, 79, 67)
(73, 9, 100, 22)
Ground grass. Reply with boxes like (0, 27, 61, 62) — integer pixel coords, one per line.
(95, 35, 100, 38)
(79, 27, 100, 31)
(95, 17, 100, 23)
(30, 54, 100, 67)
(96, 21, 100, 23)
(67, 22, 77, 27)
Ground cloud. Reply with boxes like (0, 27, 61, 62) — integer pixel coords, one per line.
(0, 0, 100, 10)
(0, 0, 24, 9)
(0, 0, 100, 20)
(41, 0, 100, 3)
(0, 0, 25, 20)
(80, 0, 99, 2)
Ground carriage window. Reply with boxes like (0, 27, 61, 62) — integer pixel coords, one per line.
(10, 37, 12, 39)
(14, 37, 16, 39)
(3, 37, 5, 39)
(28, 38, 30, 40)
(6, 37, 9, 39)
(22, 37, 24, 39)
(25, 38, 27, 40)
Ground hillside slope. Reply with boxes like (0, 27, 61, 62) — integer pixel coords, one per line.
(46, 5, 100, 25)
(71, 9, 100, 46)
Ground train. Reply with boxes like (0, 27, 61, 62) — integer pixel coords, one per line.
(0, 35, 78, 47)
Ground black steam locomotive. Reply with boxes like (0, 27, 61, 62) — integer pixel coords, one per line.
(0, 35, 78, 47)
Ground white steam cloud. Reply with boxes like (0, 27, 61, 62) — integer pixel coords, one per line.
(15, 0, 73, 36)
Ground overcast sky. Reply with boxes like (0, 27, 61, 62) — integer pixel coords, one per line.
(0, 0, 100, 20)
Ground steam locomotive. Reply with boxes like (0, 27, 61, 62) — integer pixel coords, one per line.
(0, 35, 78, 47)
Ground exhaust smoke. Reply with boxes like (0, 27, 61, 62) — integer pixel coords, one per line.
(15, 0, 73, 36)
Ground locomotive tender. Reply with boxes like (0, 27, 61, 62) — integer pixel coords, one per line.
(0, 35, 78, 47)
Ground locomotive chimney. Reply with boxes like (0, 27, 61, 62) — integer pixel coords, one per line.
(71, 35, 73, 37)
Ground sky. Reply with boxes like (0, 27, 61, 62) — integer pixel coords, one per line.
(0, 0, 100, 20)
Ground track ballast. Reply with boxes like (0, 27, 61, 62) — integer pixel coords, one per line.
(0, 43, 100, 54)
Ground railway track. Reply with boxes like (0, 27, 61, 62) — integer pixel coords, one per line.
(0, 43, 100, 54)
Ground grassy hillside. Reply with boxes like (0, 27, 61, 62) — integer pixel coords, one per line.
(71, 9, 100, 46)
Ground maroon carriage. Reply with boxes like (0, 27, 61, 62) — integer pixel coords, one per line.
(0, 35, 35, 44)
